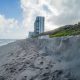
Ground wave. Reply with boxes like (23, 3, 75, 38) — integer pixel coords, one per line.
(0, 39, 16, 46)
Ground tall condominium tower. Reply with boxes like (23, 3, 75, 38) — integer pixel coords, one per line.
(34, 16, 45, 35)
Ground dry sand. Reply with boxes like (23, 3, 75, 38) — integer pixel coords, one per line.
(0, 36, 80, 80)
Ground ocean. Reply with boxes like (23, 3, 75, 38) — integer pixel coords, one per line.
(0, 39, 16, 46)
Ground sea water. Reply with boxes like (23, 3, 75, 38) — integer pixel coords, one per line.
(0, 39, 16, 46)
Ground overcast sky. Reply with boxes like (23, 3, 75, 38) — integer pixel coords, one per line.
(0, 0, 80, 39)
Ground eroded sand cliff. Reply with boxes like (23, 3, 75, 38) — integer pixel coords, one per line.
(0, 36, 80, 80)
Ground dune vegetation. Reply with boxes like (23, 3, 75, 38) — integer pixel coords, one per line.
(49, 23, 80, 37)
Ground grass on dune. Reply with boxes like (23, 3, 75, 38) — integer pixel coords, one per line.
(49, 24, 80, 37)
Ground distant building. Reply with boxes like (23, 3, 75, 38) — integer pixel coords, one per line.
(34, 16, 45, 36)
(28, 32, 35, 38)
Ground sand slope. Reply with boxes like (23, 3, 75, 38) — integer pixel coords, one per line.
(0, 36, 80, 80)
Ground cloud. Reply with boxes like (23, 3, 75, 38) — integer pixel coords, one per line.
(21, 0, 80, 32)
(49, 0, 80, 26)
(20, 0, 60, 32)
(0, 15, 26, 39)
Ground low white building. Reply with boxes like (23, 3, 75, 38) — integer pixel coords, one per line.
(38, 35, 49, 39)
(28, 32, 35, 38)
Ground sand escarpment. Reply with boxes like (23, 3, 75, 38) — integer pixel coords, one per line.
(0, 36, 80, 80)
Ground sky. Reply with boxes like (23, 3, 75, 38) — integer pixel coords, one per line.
(0, 0, 80, 39)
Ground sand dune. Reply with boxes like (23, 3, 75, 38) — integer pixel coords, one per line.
(0, 36, 80, 80)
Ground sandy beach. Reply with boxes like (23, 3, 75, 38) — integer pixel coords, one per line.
(0, 36, 80, 80)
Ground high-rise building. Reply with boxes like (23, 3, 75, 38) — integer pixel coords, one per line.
(34, 16, 45, 35)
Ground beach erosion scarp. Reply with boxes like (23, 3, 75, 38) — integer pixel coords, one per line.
(0, 36, 80, 80)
